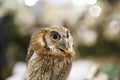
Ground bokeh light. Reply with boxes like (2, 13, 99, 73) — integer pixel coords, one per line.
(47, 0, 69, 6)
(89, 5, 102, 17)
(82, 30, 98, 46)
(24, 0, 38, 6)
(71, 0, 86, 6)
(85, 0, 97, 5)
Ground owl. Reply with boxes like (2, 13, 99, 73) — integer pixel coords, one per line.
(26, 26, 75, 80)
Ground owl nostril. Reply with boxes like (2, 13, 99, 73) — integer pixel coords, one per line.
(72, 45, 74, 48)
(67, 34, 69, 38)
(66, 30, 69, 38)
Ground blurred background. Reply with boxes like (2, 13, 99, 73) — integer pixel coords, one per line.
(0, 0, 120, 80)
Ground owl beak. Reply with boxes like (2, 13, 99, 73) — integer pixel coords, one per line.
(61, 39, 69, 50)
(57, 39, 70, 52)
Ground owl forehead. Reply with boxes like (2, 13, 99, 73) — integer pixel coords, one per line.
(49, 27, 69, 36)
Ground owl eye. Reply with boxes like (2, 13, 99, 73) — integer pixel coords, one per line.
(51, 32, 61, 41)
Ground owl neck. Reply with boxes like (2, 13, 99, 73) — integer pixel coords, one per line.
(36, 48, 74, 59)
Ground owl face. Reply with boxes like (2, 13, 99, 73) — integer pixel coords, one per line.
(43, 27, 74, 53)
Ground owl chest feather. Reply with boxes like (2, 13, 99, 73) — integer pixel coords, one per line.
(26, 53, 72, 80)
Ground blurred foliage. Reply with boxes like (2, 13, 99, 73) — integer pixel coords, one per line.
(77, 34, 120, 57)
(101, 65, 119, 80)
(0, 12, 30, 79)
(4, 12, 30, 62)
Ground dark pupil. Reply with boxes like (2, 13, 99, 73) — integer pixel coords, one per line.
(53, 34, 58, 39)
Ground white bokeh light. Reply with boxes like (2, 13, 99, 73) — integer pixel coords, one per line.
(82, 30, 98, 46)
(48, 0, 69, 6)
(89, 5, 102, 17)
(71, 0, 86, 6)
(85, 0, 97, 5)
(24, 0, 38, 6)
(104, 20, 120, 40)
(77, 27, 98, 46)
(71, 0, 97, 6)
(109, 20, 120, 35)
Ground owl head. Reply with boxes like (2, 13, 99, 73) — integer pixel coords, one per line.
(30, 26, 75, 57)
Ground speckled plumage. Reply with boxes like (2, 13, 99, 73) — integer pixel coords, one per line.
(26, 26, 75, 80)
